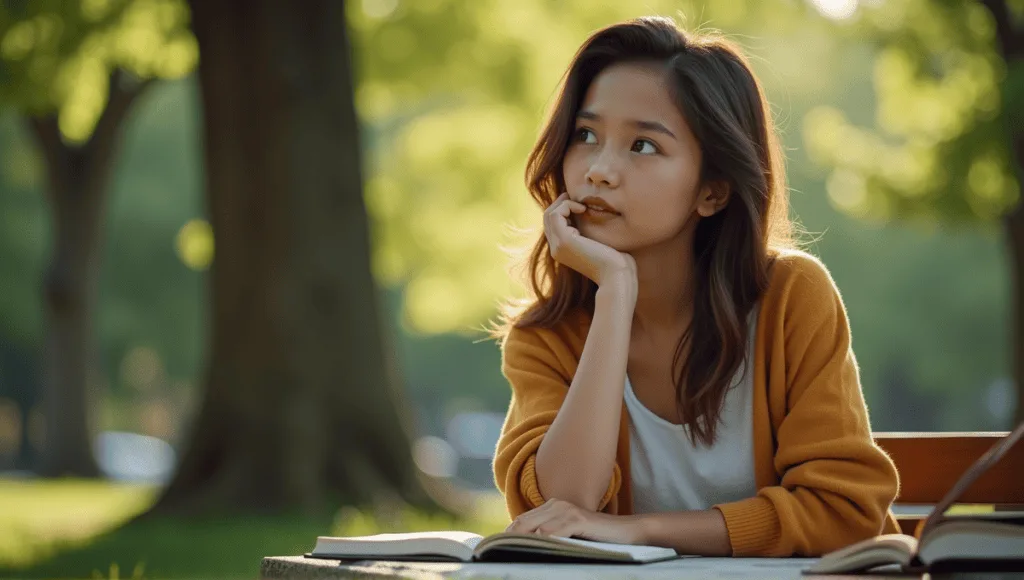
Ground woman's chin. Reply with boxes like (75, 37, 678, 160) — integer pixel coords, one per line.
(579, 227, 620, 248)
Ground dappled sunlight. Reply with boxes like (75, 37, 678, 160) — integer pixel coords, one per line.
(401, 105, 523, 169)
(55, 52, 108, 143)
(809, 0, 859, 21)
(108, 0, 197, 78)
(873, 46, 1000, 143)
(802, 105, 958, 219)
(361, 0, 400, 21)
(174, 218, 213, 271)
(826, 168, 871, 218)
(967, 152, 1021, 218)
(403, 274, 471, 335)
(402, 255, 522, 336)
(0, 20, 39, 61)
(355, 82, 397, 121)
(81, 0, 118, 23)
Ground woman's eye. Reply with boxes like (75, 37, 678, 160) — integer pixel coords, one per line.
(576, 128, 596, 144)
(632, 139, 658, 154)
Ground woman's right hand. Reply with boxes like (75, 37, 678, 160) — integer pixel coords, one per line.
(543, 192, 638, 294)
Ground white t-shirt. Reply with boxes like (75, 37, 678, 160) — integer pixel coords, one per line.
(625, 306, 759, 513)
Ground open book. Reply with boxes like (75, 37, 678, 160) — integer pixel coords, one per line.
(307, 531, 680, 564)
(806, 421, 1024, 575)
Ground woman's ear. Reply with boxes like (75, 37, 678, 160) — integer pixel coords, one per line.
(696, 181, 731, 217)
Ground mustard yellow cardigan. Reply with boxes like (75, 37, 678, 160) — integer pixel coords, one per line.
(492, 250, 900, 557)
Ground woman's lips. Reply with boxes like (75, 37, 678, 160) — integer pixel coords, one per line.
(581, 206, 620, 223)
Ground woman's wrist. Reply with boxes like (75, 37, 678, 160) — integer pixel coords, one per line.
(595, 275, 637, 309)
(627, 513, 654, 545)
(626, 509, 733, 555)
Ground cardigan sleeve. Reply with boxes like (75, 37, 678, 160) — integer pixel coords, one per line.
(714, 255, 900, 557)
(492, 324, 621, 519)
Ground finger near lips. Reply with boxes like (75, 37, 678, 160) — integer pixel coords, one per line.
(545, 196, 587, 252)
(549, 193, 583, 213)
(562, 198, 586, 214)
(543, 193, 567, 217)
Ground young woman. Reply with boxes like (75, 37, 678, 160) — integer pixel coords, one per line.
(488, 16, 900, 558)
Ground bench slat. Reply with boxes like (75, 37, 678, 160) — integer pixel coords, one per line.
(874, 432, 1024, 505)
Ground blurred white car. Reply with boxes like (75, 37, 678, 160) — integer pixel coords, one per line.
(93, 430, 175, 483)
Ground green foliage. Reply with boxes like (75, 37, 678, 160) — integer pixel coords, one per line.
(802, 0, 1020, 223)
(0, 0, 196, 142)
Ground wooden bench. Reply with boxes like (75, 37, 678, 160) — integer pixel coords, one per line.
(873, 431, 1024, 535)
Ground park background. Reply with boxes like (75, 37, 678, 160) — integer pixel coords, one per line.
(1, 0, 1022, 578)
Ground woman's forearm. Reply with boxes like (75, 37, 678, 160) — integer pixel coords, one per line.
(534, 283, 635, 510)
(636, 508, 732, 556)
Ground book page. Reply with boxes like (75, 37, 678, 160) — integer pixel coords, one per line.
(475, 533, 676, 562)
(312, 530, 485, 560)
(320, 531, 484, 546)
(805, 534, 916, 574)
(551, 536, 677, 559)
(919, 520, 1024, 564)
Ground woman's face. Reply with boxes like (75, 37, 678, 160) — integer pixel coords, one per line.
(562, 62, 722, 251)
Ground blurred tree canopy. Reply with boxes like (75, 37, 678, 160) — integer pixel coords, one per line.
(1, 0, 195, 139)
(802, 0, 1024, 421)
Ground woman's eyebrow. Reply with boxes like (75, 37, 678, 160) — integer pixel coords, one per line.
(576, 110, 678, 140)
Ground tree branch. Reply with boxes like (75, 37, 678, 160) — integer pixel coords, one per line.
(24, 114, 70, 201)
(81, 67, 157, 194)
(94, 68, 156, 144)
(26, 115, 63, 170)
(979, 0, 1024, 59)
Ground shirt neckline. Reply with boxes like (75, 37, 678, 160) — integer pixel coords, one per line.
(624, 375, 688, 433)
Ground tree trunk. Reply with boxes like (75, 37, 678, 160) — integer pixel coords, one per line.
(26, 73, 151, 477)
(35, 144, 104, 477)
(981, 0, 1024, 425)
(151, 0, 436, 515)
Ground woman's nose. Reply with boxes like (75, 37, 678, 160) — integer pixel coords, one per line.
(584, 148, 621, 188)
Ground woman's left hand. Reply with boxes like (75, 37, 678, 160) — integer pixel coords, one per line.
(504, 499, 646, 545)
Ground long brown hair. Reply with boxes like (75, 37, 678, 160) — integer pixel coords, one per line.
(488, 16, 794, 447)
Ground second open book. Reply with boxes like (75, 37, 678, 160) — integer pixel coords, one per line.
(806, 420, 1024, 575)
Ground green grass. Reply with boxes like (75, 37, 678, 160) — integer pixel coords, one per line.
(0, 479, 157, 570)
(0, 479, 508, 579)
